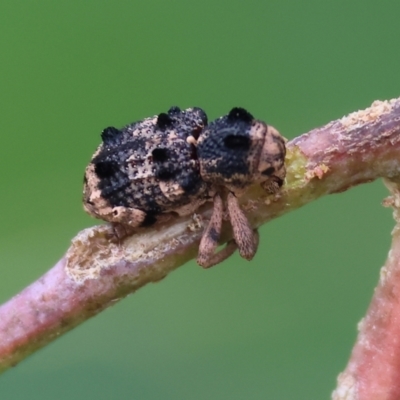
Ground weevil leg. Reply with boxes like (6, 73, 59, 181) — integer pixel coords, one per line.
(227, 192, 259, 260)
(198, 240, 238, 269)
(197, 194, 237, 268)
(107, 209, 165, 242)
(110, 223, 136, 240)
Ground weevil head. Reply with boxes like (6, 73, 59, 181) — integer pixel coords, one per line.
(197, 107, 286, 195)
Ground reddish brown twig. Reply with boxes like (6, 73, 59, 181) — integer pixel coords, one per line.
(332, 179, 400, 400)
(2, 98, 400, 400)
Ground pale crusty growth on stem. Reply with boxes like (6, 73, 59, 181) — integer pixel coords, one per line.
(2, 98, 400, 400)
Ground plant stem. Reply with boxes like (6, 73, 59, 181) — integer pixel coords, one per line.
(2, 98, 400, 400)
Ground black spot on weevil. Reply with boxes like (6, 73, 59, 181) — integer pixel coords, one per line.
(101, 127, 122, 144)
(94, 160, 119, 178)
(227, 107, 254, 123)
(156, 113, 173, 129)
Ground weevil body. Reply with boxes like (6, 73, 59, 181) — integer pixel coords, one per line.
(83, 106, 286, 268)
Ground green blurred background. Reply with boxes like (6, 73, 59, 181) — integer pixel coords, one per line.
(0, 1, 398, 398)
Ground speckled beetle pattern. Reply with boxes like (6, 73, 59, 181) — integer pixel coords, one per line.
(83, 107, 209, 229)
(83, 106, 286, 268)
